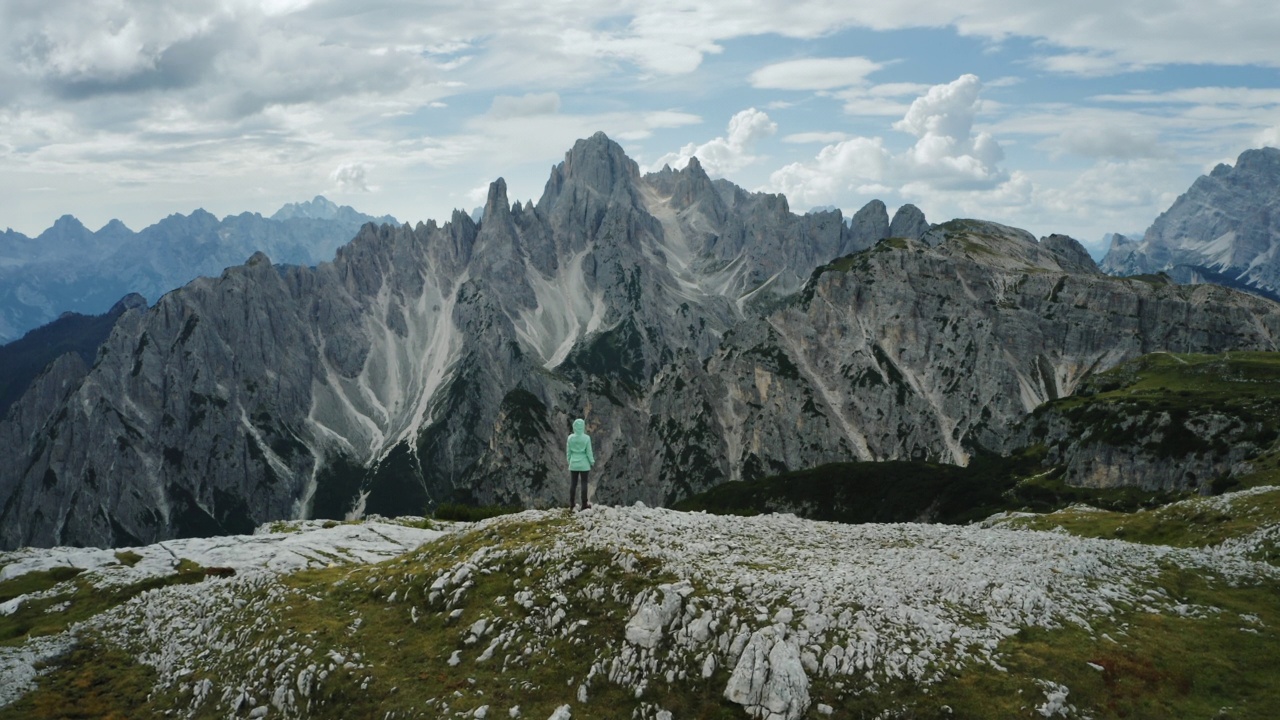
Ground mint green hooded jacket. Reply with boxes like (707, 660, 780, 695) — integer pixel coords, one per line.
(566, 418, 595, 472)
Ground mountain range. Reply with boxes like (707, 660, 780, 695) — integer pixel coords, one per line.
(3, 133, 1280, 550)
(1100, 147, 1280, 301)
(0, 197, 396, 345)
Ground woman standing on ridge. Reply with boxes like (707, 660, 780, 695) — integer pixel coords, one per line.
(566, 418, 594, 510)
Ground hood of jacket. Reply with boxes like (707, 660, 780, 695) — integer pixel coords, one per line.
(572, 418, 585, 435)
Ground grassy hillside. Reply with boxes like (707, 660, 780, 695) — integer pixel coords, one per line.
(2, 502, 1277, 719)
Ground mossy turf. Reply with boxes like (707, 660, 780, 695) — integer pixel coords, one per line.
(0, 642, 158, 720)
(920, 567, 1280, 719)
(0, 561, 208, 647)
(999, 487, 1280, 563)
(4, 510, 1279, 718)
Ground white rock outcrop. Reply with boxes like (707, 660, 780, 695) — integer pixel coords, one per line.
(723, 626, 811, 720)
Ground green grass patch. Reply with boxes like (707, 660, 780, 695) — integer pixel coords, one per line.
(0, 566, 84, 604)
(806, 565, 1280, 718)
(1006, 470, 1191, 514)
(1000, 487, 1280, 559)
(238, 514, 731, 719)
(1051, 352, 1280, 424)
(113, 551, 143, 567)
(0, 563, 209, 646)
(0, 641, 158, 720)
(1031, 351, 1280, 471)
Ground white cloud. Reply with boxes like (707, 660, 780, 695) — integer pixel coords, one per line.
(1047, 125, 1169, 160)
(750, 57, 882, 90)
(1042, 160, 1174, 212)
(833, 83, 928, 117)
(488, 92, 561, 119)
(768, 74, 1013, 208)
(1033, 52, 1148, 77)
(990, 92, 1277, 165)
(894, 75, 981, 143)
(985, 76, 1023, 88)
(648, 108, 777, 175)
(893, 74, 1006, 189)
(770, 137, 892, 208)
(1093, 87, 1280, 107)
(783, 131, 852, 144)
(2, 0, 1278, 239)
(837, 98, 913, 117)
(329, 162, 375, 193)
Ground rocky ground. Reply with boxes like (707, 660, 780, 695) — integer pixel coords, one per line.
(2, 492, 1279, 718)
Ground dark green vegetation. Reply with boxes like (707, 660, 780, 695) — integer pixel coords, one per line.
(911, 569, 1280, 719)
(1073, 350, 1280, 413)
(673, 448, 1188, 525)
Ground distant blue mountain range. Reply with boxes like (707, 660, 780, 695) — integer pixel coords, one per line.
(0, 197, 396, 344)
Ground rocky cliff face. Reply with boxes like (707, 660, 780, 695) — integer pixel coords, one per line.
(4, 134, 1280, 550)
(0, 134, 884, 549)
(1099, 147, 1280, 300)
(706, 221, 1280, 482)
(1013, 351, 1280, 493)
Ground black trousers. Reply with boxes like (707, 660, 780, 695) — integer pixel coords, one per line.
(570, 471, 589, 507)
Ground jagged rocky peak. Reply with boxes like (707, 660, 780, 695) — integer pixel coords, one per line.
(37, 214, 93, 248)
(849, 200, 890, 242)
(271, 195, 397, 226)
(1099, 233, 1142, 276)
(482, 177, 513, 224)
(8, 133, 1280, 551)
(108, 292, 148, 314)
(1040, 234, 1100, 275)
(1099, 146, 1280, 301)
(1231, 145, 1280, 175)
(644, 156, 728, 222)
(889, 203, 930, 240)
(97, 218, 134, 236)
(272, 195, 341, 220)
(540, 132, 641, 204)
(48, 214, 88, 233)
(244, 250, 272, 267)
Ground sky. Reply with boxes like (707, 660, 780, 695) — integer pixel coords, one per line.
(2, 1, 1279, 256)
